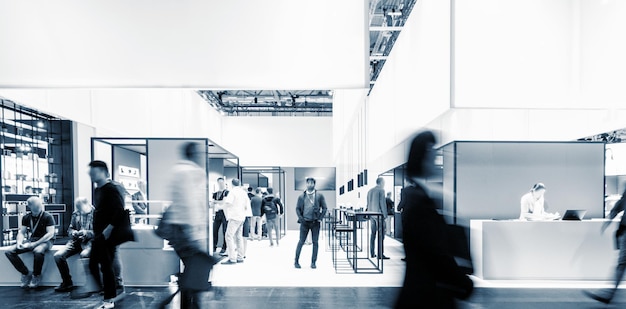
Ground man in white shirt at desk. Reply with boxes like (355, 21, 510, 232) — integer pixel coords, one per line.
(519, 183, 559, 221)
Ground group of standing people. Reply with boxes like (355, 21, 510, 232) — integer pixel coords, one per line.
(211, 177, 285, 265)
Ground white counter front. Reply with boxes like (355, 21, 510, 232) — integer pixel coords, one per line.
(471, 219, 617, 280)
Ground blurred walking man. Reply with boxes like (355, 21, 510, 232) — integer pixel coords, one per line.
(585, 189, 626, 304)
(367, 177, 390, 259)
(165, 142, 217, 307)
(221, 179, 249, 265)
(294, 178, 327, 269)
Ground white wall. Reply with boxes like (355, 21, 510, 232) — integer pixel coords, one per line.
(0, 0, 368, 89)
(221, 116, 333, 167)
(335, 0, 452, 207)
(454, 0, 574, 108)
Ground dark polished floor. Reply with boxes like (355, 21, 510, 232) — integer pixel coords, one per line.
(0, 286, 625, 309)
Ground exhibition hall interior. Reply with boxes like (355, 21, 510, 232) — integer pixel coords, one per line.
(2, 1, 626, 308)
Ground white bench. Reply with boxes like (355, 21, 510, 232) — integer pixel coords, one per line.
(0, 244, 85, 287)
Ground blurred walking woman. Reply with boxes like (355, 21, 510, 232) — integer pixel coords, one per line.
(395, 132, 473, 309)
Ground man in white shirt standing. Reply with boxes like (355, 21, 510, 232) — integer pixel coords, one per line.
(221, 179, 250, 265)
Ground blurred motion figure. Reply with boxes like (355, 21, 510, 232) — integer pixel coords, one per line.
(584, 187, 626, 304)
(395, 131, 473, 309)
(164, 142, 216, 308)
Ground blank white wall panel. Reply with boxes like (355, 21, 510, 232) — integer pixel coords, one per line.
(0, 0, 368, 89)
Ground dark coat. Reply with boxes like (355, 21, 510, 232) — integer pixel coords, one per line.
(395, 184, 473, 309)
(94, 182, 135, 246)
(296, 191, 327, 223)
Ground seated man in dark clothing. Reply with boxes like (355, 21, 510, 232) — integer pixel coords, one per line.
(5, 197, 56, 289)
(54, 197, 95, 292)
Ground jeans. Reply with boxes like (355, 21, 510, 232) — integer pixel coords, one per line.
(370, 217, 386, 257)
(5, 241, 52, 276)
(266, 218, 280, 245)
(54, 240, 91, 284)
(89, 238, 117, 300)
(250, 216, 262, 239)
(225, 219, 244, 262)
(295, 221, 320, 264)
(213, 210, 228, 251)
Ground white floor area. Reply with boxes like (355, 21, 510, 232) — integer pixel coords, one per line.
(210, 231, 406, 287)
(210, 230, 623, 290)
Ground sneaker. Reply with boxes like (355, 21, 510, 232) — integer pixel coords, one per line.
(20, 273, 32, 288)
(28, 275, 41, 289)
(381, 255, 391, 260)
(219, 250, 228, 256)
(583, 290, 612, 304)
(96, 300, 115, 309)
(236, 259, 244, 263)
(311, 263, 317, 269)
(221, 260, 238, 265)
(54, 281, 75, 292)
(294, 262, 301, 269)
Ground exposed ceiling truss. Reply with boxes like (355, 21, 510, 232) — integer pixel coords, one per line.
(197, 90, 333, 117)
(369, 0, 417, 93)
(580, 129, 626, 143)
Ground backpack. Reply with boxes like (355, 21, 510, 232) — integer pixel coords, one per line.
(262, 197, 278, 219)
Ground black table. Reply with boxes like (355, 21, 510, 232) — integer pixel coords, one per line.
(344, 211, 384, 273)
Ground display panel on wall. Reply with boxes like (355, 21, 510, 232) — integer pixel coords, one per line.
(294, 167, 336, 191)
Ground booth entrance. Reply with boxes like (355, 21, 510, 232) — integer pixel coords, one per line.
(90, 137, 239, 286)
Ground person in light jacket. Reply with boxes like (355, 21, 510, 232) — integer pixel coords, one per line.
(221, 178, 250, 265)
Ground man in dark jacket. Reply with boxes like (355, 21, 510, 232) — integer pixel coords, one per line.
(86, 161, 134, 309)
(294, 177, 327, 269)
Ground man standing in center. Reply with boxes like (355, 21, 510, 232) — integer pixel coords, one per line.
(221, 179, 249, 265)
(367, 177, 390, 259)
(294, 177, 327, 269)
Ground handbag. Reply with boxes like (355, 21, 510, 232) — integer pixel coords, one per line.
(155, 208, 175, 240)
(447, 224, 474, 275)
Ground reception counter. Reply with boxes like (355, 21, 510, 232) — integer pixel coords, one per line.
(0, 226, 180, 287)
(470, 219, 617, 280)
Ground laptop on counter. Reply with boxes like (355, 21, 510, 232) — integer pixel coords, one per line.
(562, 209, 587, 221)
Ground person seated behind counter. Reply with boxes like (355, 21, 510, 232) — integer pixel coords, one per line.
(519, 183, 560, 220)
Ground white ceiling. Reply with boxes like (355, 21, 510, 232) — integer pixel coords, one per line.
(0, 0, 368, 89)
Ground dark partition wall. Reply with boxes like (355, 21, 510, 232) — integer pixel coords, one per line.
(447, 141, 605, 227)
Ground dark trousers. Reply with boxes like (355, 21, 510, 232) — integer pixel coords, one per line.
(89, 239, 117, 300)
(370, 217, 386, 257)
(213, 210, 228, 251)
(295, 221, 320, 264)
(5, 241, 52, 276)
(54, 241, 91, 284)
(171, 224, 215, 309)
